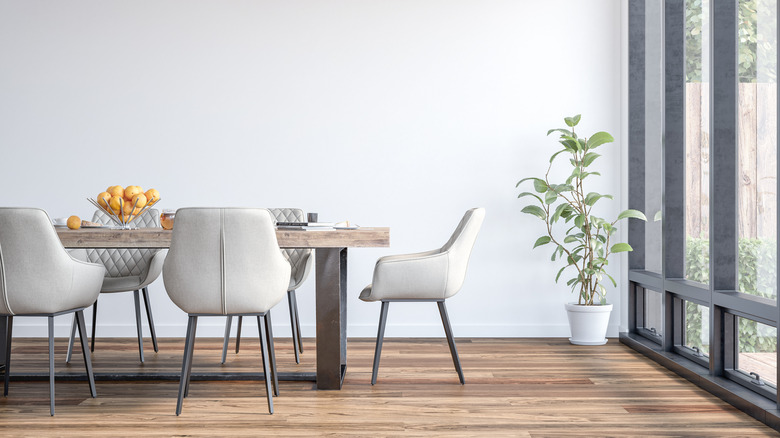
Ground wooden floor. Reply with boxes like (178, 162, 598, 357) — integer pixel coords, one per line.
(0, 337, 777, 437)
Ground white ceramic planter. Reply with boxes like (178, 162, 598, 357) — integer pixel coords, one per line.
(565, 302, 613, 345)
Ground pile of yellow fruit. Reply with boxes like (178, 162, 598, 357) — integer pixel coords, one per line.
(96, 185, 161, 222)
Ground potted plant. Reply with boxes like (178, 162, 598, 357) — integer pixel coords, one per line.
(517, 115, 646, 345)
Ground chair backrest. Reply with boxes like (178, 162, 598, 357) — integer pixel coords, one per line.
(441, 208, 486, 298)
(0, 208, 91, 314)
(163, 208, 290, 315)
(87, 209, 160, 278)
(268, 208, 313, 291)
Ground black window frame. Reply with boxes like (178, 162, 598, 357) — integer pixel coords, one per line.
(624, 0, 780, 431)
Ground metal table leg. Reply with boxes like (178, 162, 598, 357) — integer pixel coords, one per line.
(315, 247, 347, 390)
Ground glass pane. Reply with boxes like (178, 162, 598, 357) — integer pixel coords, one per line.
(684, 302, 710, 356)
(645, 0, 663, 273)
(737, 317, 777, 386)
(643, 289, 663, 339)
(684, 0, 711, 284)
(737, 0, 778, 301)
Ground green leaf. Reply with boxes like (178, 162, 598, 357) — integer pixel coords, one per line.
(574, 214, 585, 229)
(577, 138, 586, 151)
(564, 114, 581, 127)
(610, 243, 633, 253)
(586, 131, 614, 149)
(550, 203, 565, 223)
(584, 192, 613, 206)
(517, 192, 543, 204)
(533, 179, 548, 193)
(605, 273, 617, 287)
(549, 149, 568, 163)
(580, 171, 600, 179)
(582, 152, 601, 167)
(533, 236, 551, 249)
(551, 245, 564, 261)
(516, 177, 535, 187)
(560, 135, 578, 151)
(563, 235, 579, 243)
(521, 205, 546, 220)
(547, 128, 572, 137)
(617, 209, 647, 221)
(544, 191, 557, 205)
(555, 266, 567, 283)
(654, 210, 662, 221)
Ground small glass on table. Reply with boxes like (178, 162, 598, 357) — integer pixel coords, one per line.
(160, 209, 175, 230)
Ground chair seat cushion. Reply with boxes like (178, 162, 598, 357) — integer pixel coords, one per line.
(101, 276, 145, 293)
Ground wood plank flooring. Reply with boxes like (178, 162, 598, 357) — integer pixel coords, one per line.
(0, 337, 777, 437)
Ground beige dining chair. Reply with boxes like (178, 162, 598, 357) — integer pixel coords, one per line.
(0, 208, 105, 415)
(163, 208, 290, 415)
(222, 208, 313, 364)
(65, 209, 167, 364)
(360, 208, 485, 385)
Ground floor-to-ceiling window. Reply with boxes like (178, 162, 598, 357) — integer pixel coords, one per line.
(626, 0, 780, 430)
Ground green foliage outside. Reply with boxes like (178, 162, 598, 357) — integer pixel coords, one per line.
(685, 0, 777, 83)
(685, 237, 777, 354)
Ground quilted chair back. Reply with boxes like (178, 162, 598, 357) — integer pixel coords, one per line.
(87, 209, 160, 278)
(269, 208, 313, 291)
(163, 208, 290, 315)
(440, 208, 486, 298)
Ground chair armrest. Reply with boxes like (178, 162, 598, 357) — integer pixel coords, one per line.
(369, 251, 449, 300)
(138, 249, 168, 289)
(66, 256, 106, 308)
(376, 249, 440, 264)
(290, 249, 314, 291)
(67, 248, 89, 263)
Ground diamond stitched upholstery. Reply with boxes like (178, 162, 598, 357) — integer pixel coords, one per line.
(269, 208, 313, 291)
(86, 209, 161, 279)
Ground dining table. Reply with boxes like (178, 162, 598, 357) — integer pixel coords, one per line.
(0, 225, 390, 390)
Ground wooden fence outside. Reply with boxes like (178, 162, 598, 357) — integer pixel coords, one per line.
(685, 82, 777, 240)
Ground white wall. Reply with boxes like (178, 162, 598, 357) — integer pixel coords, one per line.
(0, 0, 624, 339)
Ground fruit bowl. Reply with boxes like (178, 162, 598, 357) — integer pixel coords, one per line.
(87, 196, 161, 229)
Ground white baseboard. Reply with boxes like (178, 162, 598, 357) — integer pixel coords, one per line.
(9, 322, 621, 339)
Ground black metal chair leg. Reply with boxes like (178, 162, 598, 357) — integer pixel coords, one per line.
(437, 301, 464, 384)
(261, 313, 278, 396)
(142, 288, 158, 353)
(91, 300, 97, 352)
(176, 316, 197, 416)
(287, 290, 301, 364)
(4, 316, 13, 396)
(48, 316, 55, 416)
(221, 316, 233, 364)
(258, 314, 274, 414)
(371, 301, 389, 385)
(65, 315, 77, 363)
(133, 290, 145, 363)
(75, 310, 97, 398)
(184, 316, 198, 398)
(235, 316, 243, 353)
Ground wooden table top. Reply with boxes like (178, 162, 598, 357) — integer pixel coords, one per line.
(56, 227, 390, 249)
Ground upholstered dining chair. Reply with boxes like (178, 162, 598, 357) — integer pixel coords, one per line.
(222, 208, 313, 364)
(65, 209, 166, 364)
(163, 208, 290, 415)
(0, 208, 105, 415)
(360, 207, 485, 385)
